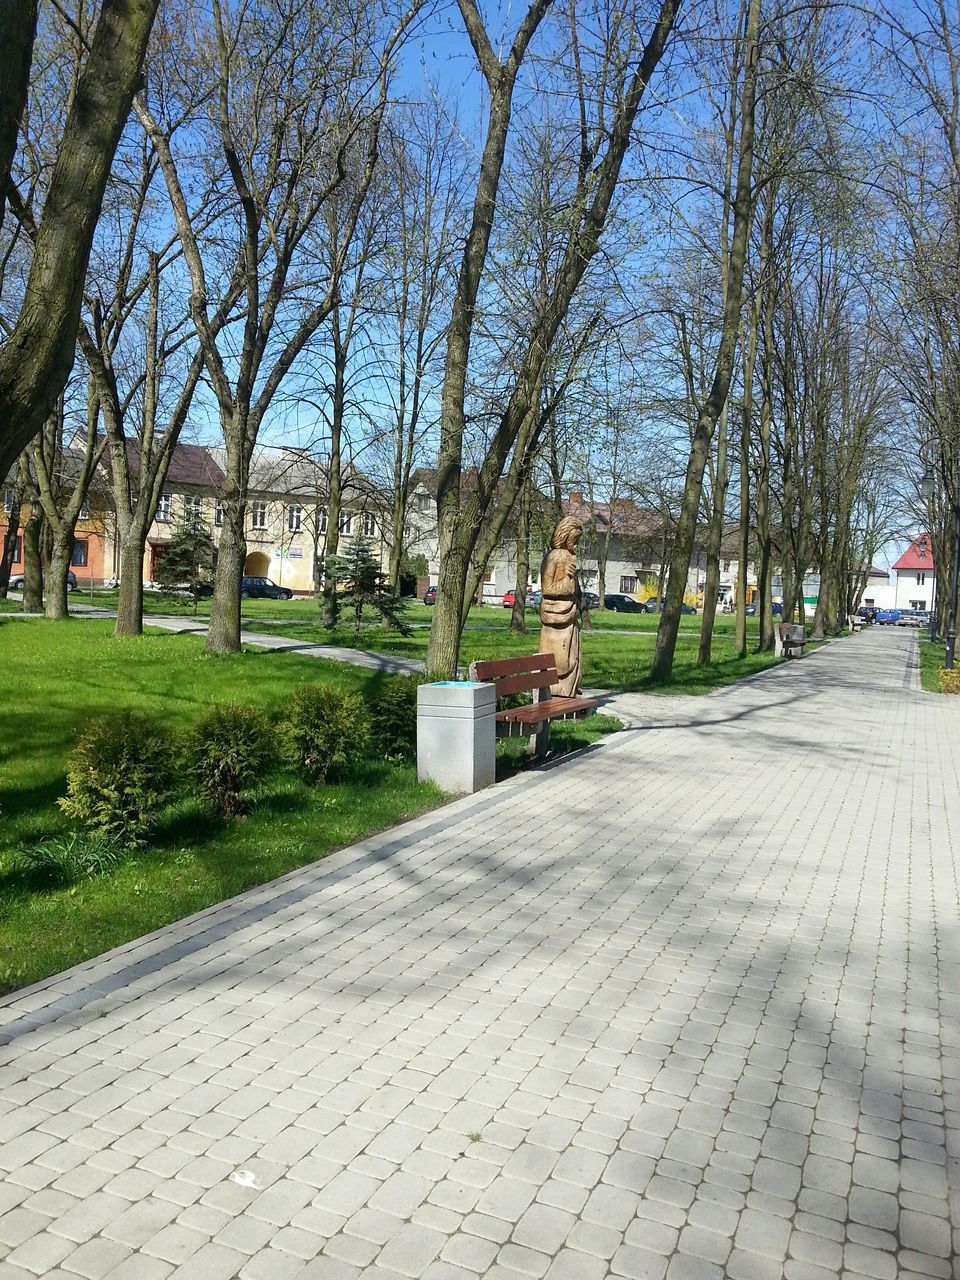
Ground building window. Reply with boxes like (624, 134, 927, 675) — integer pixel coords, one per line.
(12, 536, 22, 564)
(416, 493, 432, 513)
(78, 500, 90, 521)
(288, 504, 303, 533)
(71, 539, 89, 567)
(214, 499, 224, 527)
(620, 575, 636, 593)
(318, 507, 328, 533)
(251, 502, 268, 530)
(916, 572, 926, 585)
(184, 494, 203, 521)
(362, 511, 376, 537)
(157, 493, 172, 523)
(338, 511, 353, 536)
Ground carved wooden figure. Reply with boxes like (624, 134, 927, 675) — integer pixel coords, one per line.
(538, 516, 583, 695)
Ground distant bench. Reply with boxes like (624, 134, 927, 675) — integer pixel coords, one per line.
(777, 623, 807, 658)
(849, 614, 865, 632)
(469, 654, 599, 757)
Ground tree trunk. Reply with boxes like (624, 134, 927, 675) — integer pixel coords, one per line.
(21, 503, 43, 612)
(755, 200, 776, 654)
(510, 482, 531, 633)
(0, 469, 25, 596)
(0, 518, 19, 596)
(45, 534, 73, 620)
(698, 404, 728, 666)
(206, 434, 247, 654)
(736, 299, 757, 657)
(323, 340, 345, 629)
(115, 530, 148, 636)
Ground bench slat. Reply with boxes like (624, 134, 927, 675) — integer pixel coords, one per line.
(472, 655, 558, 680)
(487, 671, 558, 697)
(498, 696, 599, 726)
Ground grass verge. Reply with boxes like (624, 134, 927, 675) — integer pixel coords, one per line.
(0, 620, 619, 993)
(919, 637, 948, 692)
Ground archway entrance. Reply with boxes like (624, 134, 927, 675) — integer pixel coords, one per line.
(244, 551, 270, 577)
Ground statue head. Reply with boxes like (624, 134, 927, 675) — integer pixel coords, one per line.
(551, 515, 583, 552)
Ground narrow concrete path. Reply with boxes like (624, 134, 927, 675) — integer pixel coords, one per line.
(1, 628, 958, 1280)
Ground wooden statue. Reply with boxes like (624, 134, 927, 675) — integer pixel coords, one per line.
(538, 515, 583, 695)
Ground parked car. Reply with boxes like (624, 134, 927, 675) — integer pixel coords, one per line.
(581, 591, 601, 610)
(858, 606, 877, 624)
(239, 576, 292, 600)
(897, 609, 928, 628)
(423, 585, 437, 604)
(603, 593, 647, 613)
(876, 608, 900, 625)
(646, 599, 697, 614)
(502, 588, 540, 608)
(9, 570, 77, 592)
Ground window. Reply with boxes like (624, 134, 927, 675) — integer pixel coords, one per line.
(338, 511, 353, 536)
(2, 487, 13, 513)
(620, 575, 636, 593)
(157, 493, 172, 523)
(12, 536, 22, 564)
(214, 499, 224, 527)
(71, 539, 89, 567)
(183, 494, 202, 520)
(416, 493, 432, 513)
(916, 572, 926, 585)
(78, 499, 90, 520)
(288, 504, 303, 532)
(723, 560, 731, 573)
(318, 508, 328, 533)
(362, 511, 376, 537)
(251, 502, 268, 530)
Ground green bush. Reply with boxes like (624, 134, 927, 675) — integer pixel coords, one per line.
(284, 682, 371, 783)
(368, 674, 430, 762)
(59, 711, 176, 847)
(15, 833, 125, 886)
(188, 703, 272, 817)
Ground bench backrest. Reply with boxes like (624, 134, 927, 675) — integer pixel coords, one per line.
(470, 654, 558, 698)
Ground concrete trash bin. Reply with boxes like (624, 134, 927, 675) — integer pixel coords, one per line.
(417, 680, 496, 794)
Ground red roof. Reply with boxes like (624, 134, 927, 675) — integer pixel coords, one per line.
(892, 533, 934, 572)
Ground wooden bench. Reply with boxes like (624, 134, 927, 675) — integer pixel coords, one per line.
(469, 654, 599, 758)
(849, 615, 864, 633)
(778, 623, 807, 658)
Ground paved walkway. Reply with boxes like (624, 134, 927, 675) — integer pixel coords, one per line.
(2, 628, 958, 1280)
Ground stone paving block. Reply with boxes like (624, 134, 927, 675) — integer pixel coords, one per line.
(610, 1243, 669, 1278)
(3, 631, 960, 1280)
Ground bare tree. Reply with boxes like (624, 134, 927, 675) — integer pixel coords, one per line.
(0, 0, 159, 475)
(137, 0, 422, 654)
(427, 0, 679, 675)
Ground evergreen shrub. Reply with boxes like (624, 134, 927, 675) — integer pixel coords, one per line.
(189, 703, 272, 817)
(59, 711, 176, 847)
(284, 682, 371, 784)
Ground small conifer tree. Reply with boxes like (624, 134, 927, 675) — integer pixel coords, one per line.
(154, 512, 216, 614)
(332, 536, 410, 640)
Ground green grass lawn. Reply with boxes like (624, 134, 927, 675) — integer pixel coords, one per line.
(248, 608, 778, 694)
(0, 621, 441, 993)
(919, 637, 948, 692)
(0, 620, 622, 993)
